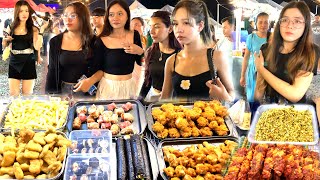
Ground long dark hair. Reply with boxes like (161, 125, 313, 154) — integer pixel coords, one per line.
(144, 11, 182, 86)
(65, 2, 93, 57)
(100, 0, 130, 37)
(11, 1, 35, 40)
(257, 1, 315, 92)
(172, 0, 212, 45)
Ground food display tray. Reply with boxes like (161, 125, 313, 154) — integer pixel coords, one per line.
(147, 101, 237, 140)
(66, 100, 147, 137)
(0, 131, 68, 180)
(110, 137, 159, 180)
(248, 104, 319, 145)
(0, 96, 69, 132)
(157, 136, 238, 180)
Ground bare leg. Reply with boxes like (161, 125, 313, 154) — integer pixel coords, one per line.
(9, 78, 21, 96)
(22, 79, 35, 95)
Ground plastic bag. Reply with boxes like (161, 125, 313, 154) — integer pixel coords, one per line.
(228, 99, 251, 130)
(2, 45, 11, 61)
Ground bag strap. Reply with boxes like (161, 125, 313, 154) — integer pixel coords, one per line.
(207, 48, 217, 83)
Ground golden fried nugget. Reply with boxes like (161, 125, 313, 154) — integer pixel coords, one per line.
(48, 171, 59, 178)
(180, 127, 192, 138)
(4, 136, 16, 144)
(1, 151, 16, 167)
(196, 117, 208, 127)
(56, 138, 71, 147)
(201, 111, 216, 122)
(175, 165, 187, 177)
(53, 147, 58, 157)
(171, 178, 180, 180)
(29, 159, 41, 174)
(157, 129, 169, 139)
(0, 166, 14, 176)
(188, 120, 196, 128)
(163, 166, 174, 177)
(195, 163, 209, 175)
(206, 154, 218, 165)
(26, 140, 42, 152)
(208, 121, 218, 130)
(39, 144, 50, 159)
(19, 163, 29, 172)
(13, 162, 24, 179)
(183, 174, 194, 180)
(199, 127, 213, 137)
(168, 128, 180, 138)
(36, 174, 47, 179)
(43, 150, 56, 165)
(191, 127, 201, 137)
(174, 105, 185, 112)
(194, 101, 207, 110)
(40, 162, 49, 174)
(175, 117, 189, 130)
(3, 144, 18, 152)
(152, 122, 165, 133)
(157, 114, 168, 125)
(16, 152, 28, 164)
(24, 150, 39, 159)
(57, 145, 67, 162)
(33, 134, 46, 146)
(19, 128, 35, 143)
(204, 172, 215, 180)
(151, 108, 164, 118)
(44, 133, 57, 144)
(167, 120, 176, 128)
(45, 127, 57, 134)
(184, 109, 201, 120)
(0, 174, 13, 179)
(186, 167, 197, 177)
(166, 111, 179, 121)
(161, 103, 175, 112)
(48, 161, 62, 173)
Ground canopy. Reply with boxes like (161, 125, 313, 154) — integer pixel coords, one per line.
(159, 4, 174, 13)
(0, 0, 55, 13)
(129, 0, 146, 10)
(0, 0, 18, 8)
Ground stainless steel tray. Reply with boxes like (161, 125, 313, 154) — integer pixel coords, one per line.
(147, 101, 237, 140)
(157, 136, 238, 180)
(66, 100, 147, 137)
(0, 96, 69, 131)
(0, 130, 68, 180)
(110, 137, 159, 180)
(248, 104, 319, 145)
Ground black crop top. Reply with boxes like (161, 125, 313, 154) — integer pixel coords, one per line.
(149, 50, 176, 91)
(96, 30, 142, 75)
(59, 49, 88, 83)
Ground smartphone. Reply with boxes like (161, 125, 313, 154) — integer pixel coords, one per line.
(78, 75, 97, 96)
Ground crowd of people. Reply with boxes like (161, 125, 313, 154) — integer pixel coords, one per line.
(1, 0, 320, 122)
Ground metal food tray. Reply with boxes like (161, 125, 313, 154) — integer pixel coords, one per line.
(248, 104, 319, 145)
(110, 137, 159, 180)
(157, 136, 238, 180)
(147, 101, 237, 140)
(66, 100, 147, 137)
(0, 130, 68, 180)
(0, 96, 69, 132)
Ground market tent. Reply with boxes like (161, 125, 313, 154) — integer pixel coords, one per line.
(129, 0, 147, 10)
(130, 0, 156, 19)
(0, 0, 18, 8)
(159, 4, 174, 13)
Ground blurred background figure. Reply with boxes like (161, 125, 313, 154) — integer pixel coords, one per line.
(91, 7, 105, 36)
(130, 16, 147, 50)
(312, 13, 320, 46)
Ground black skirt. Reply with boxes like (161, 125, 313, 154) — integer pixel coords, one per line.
(8, 54, 37, 80)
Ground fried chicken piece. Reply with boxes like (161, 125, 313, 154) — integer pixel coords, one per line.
(39, 144, 50, 158)
(19, 128, 35, 143)
(167, 154, 179, 167)
(185, 108, 202, 120)
(171, 178, 181, 180)
(152, 108, 164, 117)
(195, 163, 209, 175)
(24, 150, 40, 159)
(40, 162, 49, 174)
(48, 161, 62, 173)
(196, 117, 208, 127)
(36, 174, 47, 179)
(168, 128, 181, 138)
(24, 175, 35, 179)
(44, 133, 57, 144)
(157, 129, 169, 139)
(183, 174, 194, 180)
(194, 101, 207, 110)
(1, 151, 15, 167)
(201, 111, 216, 122)
(3, 143, 18, 152)
(204, 172, 215, 180)
(32, 133, 46, 146)
(195, 175, 205, 180)
(164, 166, 175, 177)
(53, 147, 58, 157)
(212, 164, 222, 173)
(193, 152, 207, 164)
(0, 166, 14, 176)
(161, 103, 175, 112)
(57, 145, 67, 162)
(20, 163, 29, 172)
(199, 127, 213, 137)
(188, 120, 196, 127)
(177, 156, 189, 167)
(16, 151, 28, 164)
(42, 150, 56, 165)
(13, 162, 24, 179)
(191, 127, 201, 137)
(206, 154, 218, 165)
(152, 122, 165, 133)
(186, 167, 196, 177)
(56, 138, 71, 147)
(29, 159, 41, 174)
(166, 111, 179, 121)
(175, 165, 187, 177)
(26, 140, 42, 152)
(175, 117, 189, 130)
(174, 105, 185, 112)
(167, 119, 176, 128)
(215, 124, 228, 136)
(180, 127, 192, 138)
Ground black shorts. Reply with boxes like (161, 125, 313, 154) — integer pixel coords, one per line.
(8, 55, 37, 80)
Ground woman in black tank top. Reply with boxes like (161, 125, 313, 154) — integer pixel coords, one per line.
(160, 0, 235, 101)
(2, 1, 47, 96)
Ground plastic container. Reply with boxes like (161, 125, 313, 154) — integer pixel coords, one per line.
(66, 100, 147, 136)
(63, 155, 111, 180)
(69, 129, 112, 155)
(157, 137, 238, 180)
(248, 104, 319, 145)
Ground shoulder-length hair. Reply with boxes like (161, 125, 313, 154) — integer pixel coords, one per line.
(65, 1, 93, 57)
(100, 0, 130, 37)
(261, 1, 315, 89)
(144, 11, 182, 86)
(11, 1, 35, 39)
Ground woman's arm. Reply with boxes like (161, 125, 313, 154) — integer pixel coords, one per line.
(254, 72, 266, 101)
(255, 51, 313, 103)
(240, 48, 251, 87)
(206, 50, 235, 102)
(33, 22, 49, 50)
(160, 55, 175, 100)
